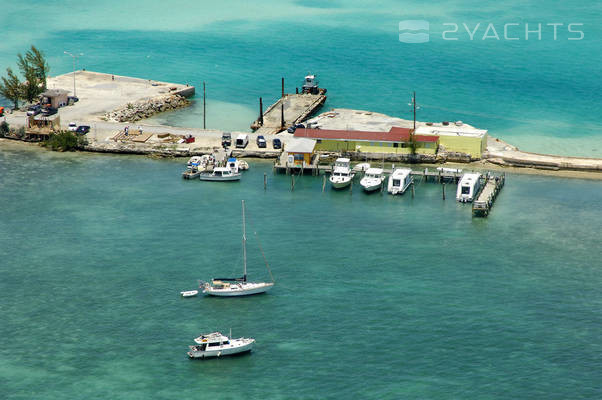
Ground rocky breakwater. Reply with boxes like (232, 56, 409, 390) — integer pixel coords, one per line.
(105, 94, 190, 122)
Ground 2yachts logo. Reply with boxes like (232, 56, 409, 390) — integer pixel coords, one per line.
(399, 21, 584, 43)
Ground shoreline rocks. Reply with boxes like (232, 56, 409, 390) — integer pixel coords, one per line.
(104, 94, 190, 122)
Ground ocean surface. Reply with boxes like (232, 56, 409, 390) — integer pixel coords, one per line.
(0, 146, 601, 399)
(1, 1, 601, 156)
(1, 2, 602, 399)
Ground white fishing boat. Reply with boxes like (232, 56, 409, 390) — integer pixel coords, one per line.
(456, 173, 482, 203)
(360, 167, 385, 192)
(226, 158, 244, 173)
(329, 158, 354, 189)
(199, 167, 241, 182)
(353, 162, 371, 173)
(187, 156, 203, 169)
(201, 200, 274, 297)
(180, 290, 198, 297)
(388, 168, 413, 195)
(187, 331, 255, 359)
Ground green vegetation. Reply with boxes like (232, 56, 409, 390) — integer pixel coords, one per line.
(0, 121, 9, 137)
(0, 45, 49, 108)
(42, 130, 86, 151)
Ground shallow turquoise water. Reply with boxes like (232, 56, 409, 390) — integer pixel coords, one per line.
(1, 1, 601, 155)
(0, 147, 601, 399)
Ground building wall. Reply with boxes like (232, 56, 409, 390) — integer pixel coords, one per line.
(290, 152, 312, 165)
(315, 139, 412, 154)
(438, 135, 486, 158)
(415, 142, 438, 155)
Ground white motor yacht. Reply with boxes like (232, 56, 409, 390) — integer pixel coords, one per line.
(188, 331, 255, 359)
(329, 158, 354, 189)
(360, 168, 385, 192)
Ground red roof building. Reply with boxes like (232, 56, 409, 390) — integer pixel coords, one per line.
(294, 127, 412, 142)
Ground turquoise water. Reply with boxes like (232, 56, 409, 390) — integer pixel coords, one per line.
(1, 1, 601, 155)
(1, 146, 601, 399)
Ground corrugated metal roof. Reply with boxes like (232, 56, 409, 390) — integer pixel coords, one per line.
(294, 127, 412, 142)
(286, 138, 316, 153)
(414, 135, 439, 142)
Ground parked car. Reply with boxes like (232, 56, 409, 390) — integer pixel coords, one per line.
(287, 126, 296, 133)
(27, 104, 41, 116)
(221, 132, 232, 146)
(256, 135, 267, 148)
(68, 96, 79, 104)
(76, 125, 90, 135)
(68, 122, 77, 131)
(272, 138, 282, 149)
(295, 123, 305, 129)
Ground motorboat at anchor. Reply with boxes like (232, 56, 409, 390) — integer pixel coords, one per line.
(329, 158, 355, 189)
(187, 331, 255, 359)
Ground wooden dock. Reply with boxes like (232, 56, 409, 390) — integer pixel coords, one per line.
(473, 173, 506, 217)
(251, 90, 327, 135)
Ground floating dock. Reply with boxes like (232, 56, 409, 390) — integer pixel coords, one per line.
(473, 173, 506, 217)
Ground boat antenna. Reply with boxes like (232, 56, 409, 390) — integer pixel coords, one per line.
(242, 200, 247, 283)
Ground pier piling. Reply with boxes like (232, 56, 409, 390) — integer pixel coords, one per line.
(442, 183, 446, 200)
(291, 174, 295, 191)
(322, 175, 326, 192)
(411, 181, 415, 198)
(264, 173, 267, 190)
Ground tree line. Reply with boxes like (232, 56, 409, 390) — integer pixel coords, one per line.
(0, 45, 49, 109)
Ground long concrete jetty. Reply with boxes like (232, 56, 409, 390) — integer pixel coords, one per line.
(251, 91, 327, 135)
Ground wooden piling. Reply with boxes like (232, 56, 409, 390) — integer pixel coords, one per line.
(442, 182, 446, 200)
(264, 173, 267, 190)
(291, 174, 295, 191)
(411, 181, 415, 198)
(322, 175, 326, 192)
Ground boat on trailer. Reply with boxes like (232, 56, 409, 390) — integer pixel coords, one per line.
(187, 331, 255, 359)
(388, 168, 413, 195)
(201, 200, 274, 297)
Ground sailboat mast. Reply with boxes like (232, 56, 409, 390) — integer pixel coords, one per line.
(242, 200, 247, 282)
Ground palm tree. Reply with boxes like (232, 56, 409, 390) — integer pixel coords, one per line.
(0, 68, 23, 109)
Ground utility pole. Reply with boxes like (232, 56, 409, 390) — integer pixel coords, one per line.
(409, 91, 418, 155)
(64, 51, 83, 97)
(203, 81, 206, 129)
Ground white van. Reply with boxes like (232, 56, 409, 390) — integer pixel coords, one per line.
(235, 134, 249, 148)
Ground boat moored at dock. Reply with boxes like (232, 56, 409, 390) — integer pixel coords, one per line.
(388, 168, 412, 195)
(188, 331, 255, 359)
(456, 173, 482, 202)
(329, 158, 354, 189)
(199, 167, 241, 182)
(360, 168, 385, 192)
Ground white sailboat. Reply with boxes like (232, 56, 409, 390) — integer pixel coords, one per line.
(201, 200, 274, 297)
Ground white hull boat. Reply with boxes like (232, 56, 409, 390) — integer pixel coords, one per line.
(329, 157, 354, 190)
(360, 168, 385, 192)
(388, 168, 413, 195)
(202, 200, 275, 297)
(180, 290, 198, 297)
(188, 332, 254, 359)
(199, 167, 241, 181)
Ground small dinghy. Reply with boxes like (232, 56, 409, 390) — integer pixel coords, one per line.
(181, 290, 199, 297)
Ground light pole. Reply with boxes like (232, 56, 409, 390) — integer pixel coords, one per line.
(64, 51, 83, 97)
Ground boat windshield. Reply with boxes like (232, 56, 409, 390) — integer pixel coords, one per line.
(461, 186, 470, 194)
(393, 179, 401, 186)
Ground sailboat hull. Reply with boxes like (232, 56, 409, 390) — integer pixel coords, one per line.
(203, 282, 274, 297)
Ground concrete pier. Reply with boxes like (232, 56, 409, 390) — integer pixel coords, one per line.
(251, 91, 327, 135)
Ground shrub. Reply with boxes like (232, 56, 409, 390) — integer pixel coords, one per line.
(43, 130, 86, 151)
(0, 121, 8, 137)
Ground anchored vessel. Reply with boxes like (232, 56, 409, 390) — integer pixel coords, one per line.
(201, 200, 274, 296)
(187, 331, 255, 359)
(456, 173, 482, 202)
(360, 167, 385, 192)
(388, 168, 413, 195)
(329, 158, 354, 189)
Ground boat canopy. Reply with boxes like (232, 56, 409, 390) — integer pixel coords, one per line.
(213, 276, 246, 282)
(228, 158, 237, 163)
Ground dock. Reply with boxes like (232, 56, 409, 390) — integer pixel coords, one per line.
(473, 173, 506, 217)
(252, 92, 327, 135)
